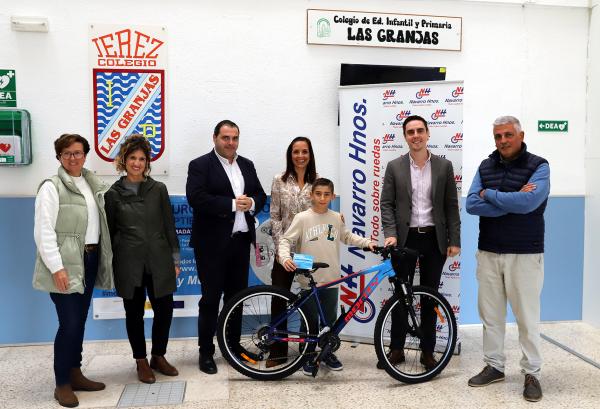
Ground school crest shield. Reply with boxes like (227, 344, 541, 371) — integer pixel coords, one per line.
(93, 69, 165, 162)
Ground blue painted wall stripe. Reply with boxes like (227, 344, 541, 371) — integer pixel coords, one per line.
(0, 196, 583, 344)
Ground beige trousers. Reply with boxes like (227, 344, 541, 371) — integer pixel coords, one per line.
(476, 250, 544, 378)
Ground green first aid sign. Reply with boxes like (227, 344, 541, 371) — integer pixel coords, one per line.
(538, 120, 568, 132)
(0, 70, 16, 107)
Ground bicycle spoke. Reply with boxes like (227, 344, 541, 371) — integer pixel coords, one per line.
(375, 287, 457, 383)
(218, 287, 317, 379)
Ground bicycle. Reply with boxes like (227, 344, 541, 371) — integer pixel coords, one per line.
(216, 246, 457, 383)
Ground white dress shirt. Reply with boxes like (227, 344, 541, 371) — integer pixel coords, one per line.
(409, 152, 435, 228)
(214, 149, 255, 233)
(34, 176, 100, 274)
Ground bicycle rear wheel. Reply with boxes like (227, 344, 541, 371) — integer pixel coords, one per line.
(374, 286, 457, 383)
(217, 285, 317, 380)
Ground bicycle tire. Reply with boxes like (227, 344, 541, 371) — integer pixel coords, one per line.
(217, 285, 317, 380)
(374, 285, 457, 383)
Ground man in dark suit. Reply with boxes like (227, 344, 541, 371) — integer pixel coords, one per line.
(380, 115, 461, 370)
(186, 120, 266, 374)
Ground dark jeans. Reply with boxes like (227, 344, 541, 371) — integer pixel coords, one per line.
(49, 249, 98, 386)
(195, 232, 250, 356)
(122, 274, 174, 359)
(390, 230, 446, 352)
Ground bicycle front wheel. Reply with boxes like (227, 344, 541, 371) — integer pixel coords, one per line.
(374, 286, 457, 383)
(217, 285, 317, 381)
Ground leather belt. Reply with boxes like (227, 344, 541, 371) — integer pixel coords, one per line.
(409, 226, 435, 234)
(84, 244, 99, 253)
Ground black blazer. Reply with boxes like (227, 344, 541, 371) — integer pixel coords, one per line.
(381, 153, 461, 255)
(186, 150, 266, 249)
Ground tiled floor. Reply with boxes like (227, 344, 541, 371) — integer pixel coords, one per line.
(1, 322, 599, 409)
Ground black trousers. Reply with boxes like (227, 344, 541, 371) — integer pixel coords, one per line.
(268, 260, 295, 357)
(270, 260, 294, 326)
(390, 230, 446, 352)
(122, 274, 174, 359)
(194, 232, 250, 356)
(50, 249, 98, 386)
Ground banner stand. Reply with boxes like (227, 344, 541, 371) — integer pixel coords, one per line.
(338, 80, 463, 354)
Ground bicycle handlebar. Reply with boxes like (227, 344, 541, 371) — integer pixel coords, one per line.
(363, 245, 420, 260)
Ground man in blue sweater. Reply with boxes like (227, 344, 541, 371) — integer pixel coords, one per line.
(466, 116, 549, 402)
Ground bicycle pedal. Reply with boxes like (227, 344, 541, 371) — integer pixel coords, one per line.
(311, 363, 320, 377)
(239, 353, 258, 364)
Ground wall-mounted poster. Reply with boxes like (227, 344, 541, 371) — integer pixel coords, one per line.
(88, 25, 168, 175)
(308, 9, 462, 51)
(0, 69, 17, 107)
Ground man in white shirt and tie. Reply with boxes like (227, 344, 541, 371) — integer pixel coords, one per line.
(186, 120, 266, 374)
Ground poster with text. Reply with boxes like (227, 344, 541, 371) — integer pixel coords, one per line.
(88, 24, 168, 175)
(338, 80, 463, 344)
(92, 197, 271, 319)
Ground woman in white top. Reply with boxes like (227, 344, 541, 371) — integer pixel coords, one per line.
(33, 134, 113, 408)
(266, 136, 317, 368)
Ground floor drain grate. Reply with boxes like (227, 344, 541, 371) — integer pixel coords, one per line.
(117, 381, 186, 407)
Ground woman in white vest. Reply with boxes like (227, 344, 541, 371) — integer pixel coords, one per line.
(33, 134, 114, 408)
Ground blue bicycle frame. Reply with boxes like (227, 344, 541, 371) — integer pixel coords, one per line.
(268, 257, 404, 344)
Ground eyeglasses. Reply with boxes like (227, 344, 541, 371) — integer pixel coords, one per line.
(60, 151, 85, 159)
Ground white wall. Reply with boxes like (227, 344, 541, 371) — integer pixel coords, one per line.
(583, 0, 600, 328)
(0, 0, 590, 196)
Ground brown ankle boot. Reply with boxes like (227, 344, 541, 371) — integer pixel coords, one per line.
(136, 358, 156, 384)
(150, 355, 179, 376)
(265, 342, 288, 368)
(70, 367, 105, 391)
(54, 384, 79, 408)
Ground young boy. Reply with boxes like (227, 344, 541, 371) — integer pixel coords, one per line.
(278, 178, 375, 374)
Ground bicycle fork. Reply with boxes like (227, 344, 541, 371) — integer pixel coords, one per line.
(399, 281, 425, 339)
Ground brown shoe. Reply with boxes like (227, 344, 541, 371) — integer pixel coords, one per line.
(420, 351, 437, 370)
(54, 385, 79, 408)
(377, 349, 405, 369)
(468, 365, 505, 387)
(265, 356, 287, 368)
(136, 358, 156, 384)
(523, 374, 543, 402)
(70, 367, 105, 391)
(150, 355, 179, 376)
(265, 343, 288, 368)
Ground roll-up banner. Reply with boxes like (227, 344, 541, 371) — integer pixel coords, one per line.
(338, 80, 463, 344)
(91, 197, 272, 319)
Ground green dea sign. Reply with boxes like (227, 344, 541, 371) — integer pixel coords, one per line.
(538, 120, 568, 132)
(0, 70, 16, 107)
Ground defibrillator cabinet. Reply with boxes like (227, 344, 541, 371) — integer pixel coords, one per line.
(0, 108, 32, 165)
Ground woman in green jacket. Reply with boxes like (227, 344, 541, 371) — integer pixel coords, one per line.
(104, 135, 180, 384)
(33, 133, 114, 408)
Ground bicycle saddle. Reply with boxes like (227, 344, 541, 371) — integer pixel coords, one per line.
(313, 262, 329, 269)
(294, 262, 329, 277)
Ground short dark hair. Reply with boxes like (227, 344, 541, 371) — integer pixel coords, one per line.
(114, 134, 152, 175)
(402, 115, 429, 135)
(282, 136, 317, 184)
(54, 134, 90, 159)
(312, 177, 334, 193)
(213, 119, 239, 137)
